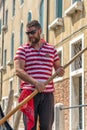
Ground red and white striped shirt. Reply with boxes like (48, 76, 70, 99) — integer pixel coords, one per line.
(14, 42, 60, 92)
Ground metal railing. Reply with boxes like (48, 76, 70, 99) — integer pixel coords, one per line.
(54, 103, 86, 130)
(61, 104, 87, 110)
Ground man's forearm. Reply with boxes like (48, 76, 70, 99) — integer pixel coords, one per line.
(15, 68, 37, 86)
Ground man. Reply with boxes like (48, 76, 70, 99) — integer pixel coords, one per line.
(14, 20, 64, 130)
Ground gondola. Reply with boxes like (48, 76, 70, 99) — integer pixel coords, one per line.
(0, 105, 13, 130)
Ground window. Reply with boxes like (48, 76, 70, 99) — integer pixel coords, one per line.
(5, 10, 8, 25)
(53, 47, 63, 82)
(12, 0, 15, 16)
(79, 76, 82, 129)
(56, 0, 63, 18)
(0, 19, 1, 34)
(11, 33, 14, 60)
(17, 78, 21, 94)
(39, 0, 44, 32)
(20, 23, 23, 45)
(72, 0, 81, 4)
(70, 76, 83, 130)
(2, 98, 8, 112)
(9, 79, 13, 91)
(71, 40, 82, 72)
(20, 0, 24, 5)
(4, 49, 7, 66)
(70, 35, 84, 130)
(28, 12, 32, 22)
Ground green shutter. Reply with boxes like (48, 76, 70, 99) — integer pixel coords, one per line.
(20, 23, 23, 45)
(4, 49, 7, 66)
(56, 0, 62, 18)
(20, 0, 24, 5)
(73, 0, 81, 4)
(0, 20, 1, 34)
(12, 0, 15, 16)
(28, 12, 32, 22)
(11, 33, 14, 60)
(39, 0, 44, 32)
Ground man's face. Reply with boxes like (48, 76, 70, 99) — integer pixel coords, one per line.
(26, 26, 41, 44)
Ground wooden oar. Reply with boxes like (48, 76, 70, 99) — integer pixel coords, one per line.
(0, 46, 87, 125)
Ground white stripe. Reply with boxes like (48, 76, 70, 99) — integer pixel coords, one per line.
(22, 87, 54, 92)
(15, 55, 25, 59)
(26, 61, 53, 66)
(27, 69, 51, 73)
(25, 65, 52, 70)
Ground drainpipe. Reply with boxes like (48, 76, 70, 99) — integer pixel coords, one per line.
(46, 0, 49, 42)
(0, 0, 5, 101)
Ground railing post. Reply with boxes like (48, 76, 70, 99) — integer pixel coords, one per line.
(54, 103, 64, 130)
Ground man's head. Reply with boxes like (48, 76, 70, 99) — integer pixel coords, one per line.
(26, 20, 42, 44)
(26, 20, 41, 29)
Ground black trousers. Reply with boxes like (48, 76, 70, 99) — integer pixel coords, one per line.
(23, 92, 54, 130)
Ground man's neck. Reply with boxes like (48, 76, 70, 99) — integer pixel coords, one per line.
(31, 40, 43, 50)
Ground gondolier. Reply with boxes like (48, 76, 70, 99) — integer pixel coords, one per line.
(14, 20, 65, 130)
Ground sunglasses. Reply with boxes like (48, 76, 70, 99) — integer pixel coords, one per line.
(26, 30, 37, 35)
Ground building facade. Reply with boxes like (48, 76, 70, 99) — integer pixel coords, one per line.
(0, 0, 87, 130)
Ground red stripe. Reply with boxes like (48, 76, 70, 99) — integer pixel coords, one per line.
(25, 67, 52, 71)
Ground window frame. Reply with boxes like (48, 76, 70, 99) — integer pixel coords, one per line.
(70, 34, 84, 130)
(53, 46, 63, 83)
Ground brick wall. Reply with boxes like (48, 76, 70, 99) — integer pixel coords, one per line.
(54, 78, 69, 130)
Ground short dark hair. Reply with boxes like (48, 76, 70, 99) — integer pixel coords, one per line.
(26, 20, 41, 29)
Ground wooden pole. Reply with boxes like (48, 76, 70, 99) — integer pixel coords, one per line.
(14, 110, 21, 130)
(0, 46, 87, 125)
(5, 90, 14, 115)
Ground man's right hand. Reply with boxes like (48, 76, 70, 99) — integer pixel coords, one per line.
(35, 81, 45, 92)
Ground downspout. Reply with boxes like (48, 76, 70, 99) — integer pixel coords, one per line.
(0, 0, 5, 101)
(46, 0, 49, 42)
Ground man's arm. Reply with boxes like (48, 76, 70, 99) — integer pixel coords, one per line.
(14, 59, 38, 85)
(54, 60, 65, 77)
(14, 59, 45, 92)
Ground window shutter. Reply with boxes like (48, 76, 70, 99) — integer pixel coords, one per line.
(20, 23, 23, 45)
(56, 0, 62, 18)
(12, 0, 15, 16)
(73, 0, 81, 4)
(28, 12, 32, 22)
(11, 33, 14, 60)
(4, 49, 7, 66)
(0, 20, 1, 34)
(39, 0, 44, 32)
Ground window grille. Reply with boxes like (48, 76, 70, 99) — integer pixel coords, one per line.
(71, 40, 82, 71)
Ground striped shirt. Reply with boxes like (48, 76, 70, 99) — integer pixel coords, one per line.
(14, 42, 60, 92)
